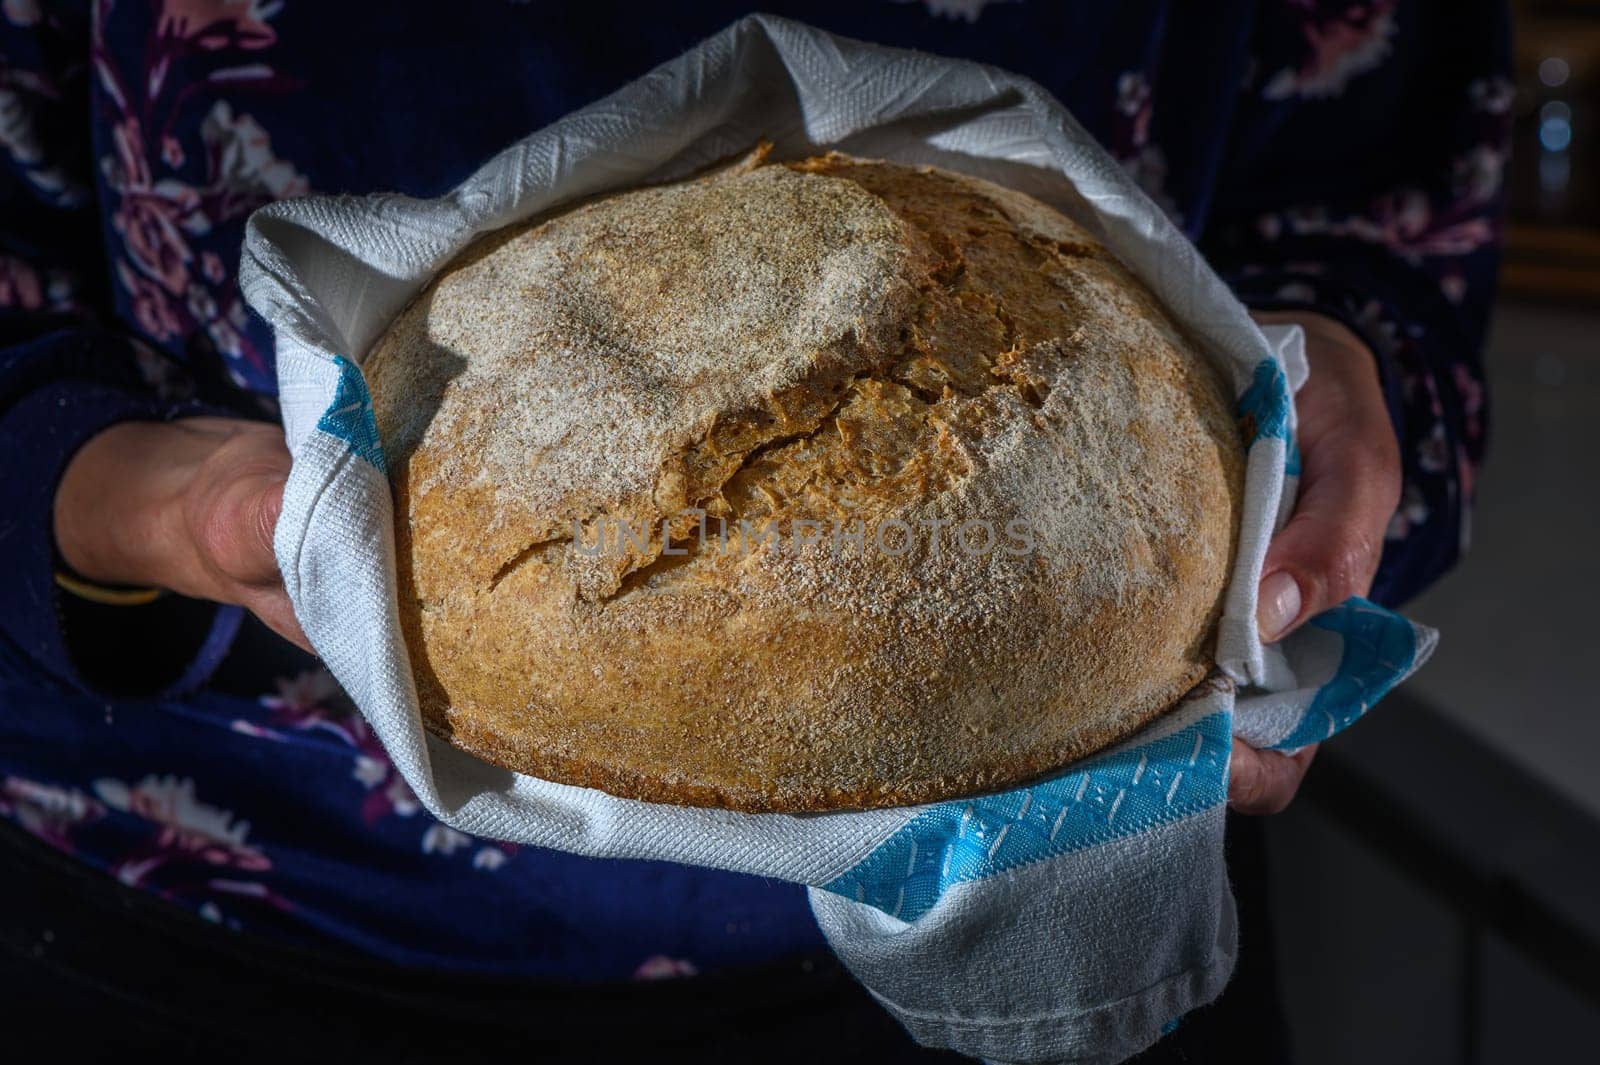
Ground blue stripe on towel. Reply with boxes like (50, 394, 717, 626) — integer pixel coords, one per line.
(315, 355, 387, 475)
(1272, 597, 1419, 752)
(1237, 357, 1293, 444)
(822, 710, 1232, 922)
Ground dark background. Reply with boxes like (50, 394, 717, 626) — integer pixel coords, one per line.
(1263, 6, 1600, 1059)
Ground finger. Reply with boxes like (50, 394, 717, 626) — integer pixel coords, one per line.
(1228, 739, 1318, 816)
(220, 481, 313, 654)
(191, 470, 288, 591)
(245, 587, 315, 655)
(250, 477, 287, 582)
(1257, 437, 1396, 640)
(1254, 316, 1400, 642)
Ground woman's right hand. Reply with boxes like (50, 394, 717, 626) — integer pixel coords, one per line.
(53, 416, 311, 652)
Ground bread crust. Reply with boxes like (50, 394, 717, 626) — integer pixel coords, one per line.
(365, 150, 1246, 812)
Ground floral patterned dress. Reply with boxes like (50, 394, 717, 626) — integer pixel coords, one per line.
(0, 0, 1508, 979)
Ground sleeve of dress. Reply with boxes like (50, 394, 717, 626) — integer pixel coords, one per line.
(1198, 0, 1512, 607)
(0, 6, 244, 697)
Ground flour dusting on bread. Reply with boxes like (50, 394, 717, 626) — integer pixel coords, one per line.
(363, 148, 1245, 812)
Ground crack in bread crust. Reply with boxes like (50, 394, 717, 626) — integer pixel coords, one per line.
(504, 156, 1125, 600)
(365, 148, 1246, 812)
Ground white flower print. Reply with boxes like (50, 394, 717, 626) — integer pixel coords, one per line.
(200, 99, 308, 205)
(0, 776, 105, 846)
(472, 846, 509, 871)
(1452, 144, 1505, 207)
(94, 774, 255, 851)
(1468, 76, 1513, 116)
(262, 667, 344, 714)
(893, 0, 1019, 23)
(353, 755, 388, 789)
(380, 774, 421, 818)
(0, 79, 89, 205)
(0, 86, 41, 165)
(421, 824, 472, 856)
(91, 775, 271, 893)
(1262, 1, 1397, 101)
(1386, 482, 1429, 541)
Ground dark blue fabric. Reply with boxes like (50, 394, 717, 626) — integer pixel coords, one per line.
(0, 1, 1508, 979)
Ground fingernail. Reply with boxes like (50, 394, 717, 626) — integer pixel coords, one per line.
(1257, 571, 1302, 643)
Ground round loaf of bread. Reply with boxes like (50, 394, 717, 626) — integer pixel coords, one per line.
(363, 147, 1245, 812)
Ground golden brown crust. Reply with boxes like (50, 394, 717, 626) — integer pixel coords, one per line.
(365, 149, 1246, 812)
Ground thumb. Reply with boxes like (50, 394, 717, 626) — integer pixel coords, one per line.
(249, 476, 286, 577)
(1250, 309, 1399, 643)
(190, 469, 288, 592)
(202, 473, 312, 653)
(244, 584, 314, 655)
(1258, 431, 1396, 641)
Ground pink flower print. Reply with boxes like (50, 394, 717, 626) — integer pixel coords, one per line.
(633, 955, 700, 980)
(254, 667, 423, 824)
(117, 260, 184, 341)
(202, 250, 226, 283)
(1452, 362, 1486, 456)
(161, 135, 185, 169)
(1452, 362, 1485, 421)
(92, 775, 271, 887)
(105, 115, 151, 190)
(105, 117, 204, 295)
(159, 0, 280, 51)
(0, 253, 44, 309)
(1263, 1, 1397, 100)
(114, 189, 196, 294)
(0, 776, 105, 851)
(1272, 189, 1496, 265)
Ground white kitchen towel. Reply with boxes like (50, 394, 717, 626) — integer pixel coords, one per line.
(239, 15, 1436, 1064)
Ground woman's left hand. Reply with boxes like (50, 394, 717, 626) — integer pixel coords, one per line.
(1227, 309, 1402, 815)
